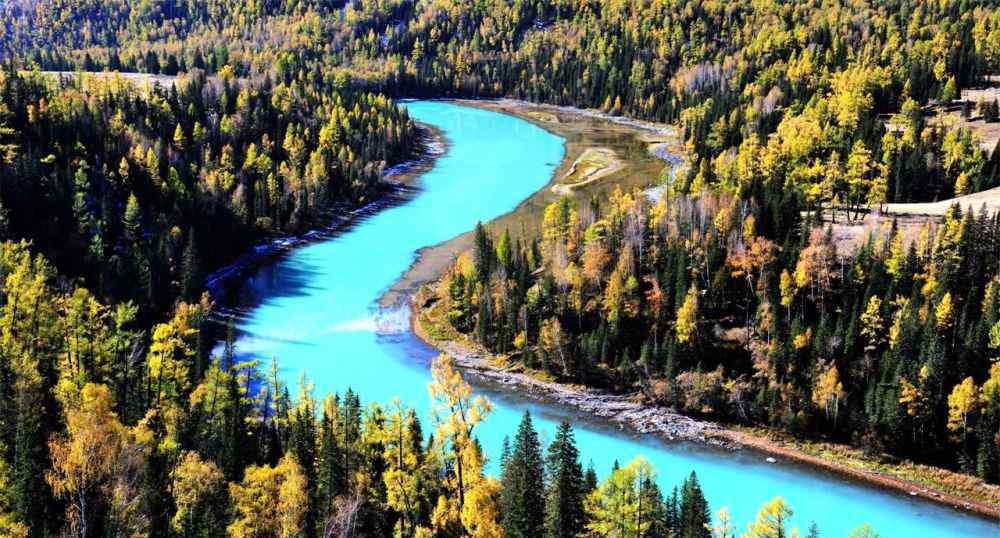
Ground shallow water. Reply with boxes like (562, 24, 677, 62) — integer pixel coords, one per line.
(229, 101, 998, 537)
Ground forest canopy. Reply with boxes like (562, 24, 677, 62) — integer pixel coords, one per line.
(0, 0, 999, 536)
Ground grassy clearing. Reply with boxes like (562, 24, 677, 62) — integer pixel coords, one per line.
(34, 70, 179, 88)
(944, 82, 1000, 153)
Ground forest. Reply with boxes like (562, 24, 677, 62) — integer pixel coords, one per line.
(0, 67, 416, 324)
(0, 237, 850, 537)
(5, 1, 1000, 203)
(433, 188, 1000, 483)
(0, 0, 999, 536)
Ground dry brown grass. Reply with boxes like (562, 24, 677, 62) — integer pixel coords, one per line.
(731, 426, 1000, 512)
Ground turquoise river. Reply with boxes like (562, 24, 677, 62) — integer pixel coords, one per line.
(228, 101, 998, 537)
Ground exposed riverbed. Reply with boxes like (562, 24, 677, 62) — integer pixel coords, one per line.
(223, 100, 998, 537)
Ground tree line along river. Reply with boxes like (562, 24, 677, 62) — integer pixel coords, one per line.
(225, 100, 998, 537)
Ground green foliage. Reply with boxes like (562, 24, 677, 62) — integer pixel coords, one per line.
(439, 186, 1000, 483)
(544, 421, 585, 538)
(500, 412, 545, 538)
(0, 68, 416, 321)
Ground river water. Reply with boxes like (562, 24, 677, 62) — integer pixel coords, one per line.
(228, 101, 997, 536)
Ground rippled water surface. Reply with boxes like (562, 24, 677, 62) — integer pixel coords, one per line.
(229, 101, 998, 537)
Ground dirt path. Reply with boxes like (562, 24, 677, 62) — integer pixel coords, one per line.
(830, 185, 1000, 252)
(883, 185, 1000, 216)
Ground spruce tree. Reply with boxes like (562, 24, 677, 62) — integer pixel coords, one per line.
(638, 474, 667, 537)
(544, 421, 585, 538)
(317, 394, 345, 528)
(665, 485, 681, 535)
(679, 471, 711, 538)
(583, 462, 598, 495)
(341, 389, 363, 492)
(501, 411, 545, 538)
(473, 221, 493, 282)
(181, 228, 201, 302)
(290, 391, 318, 538)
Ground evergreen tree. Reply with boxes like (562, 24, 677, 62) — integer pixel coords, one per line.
(638, 474, 667, 537)
(665, 486, 681, 535)
(679, 471, 711, 538)
(473, 221, 494, 283)
(181, 228, 201, 302)
(583, 462, 598, 495)
(544, 421, 585, 538)
(501, 411, 545, 538)
(289, 384, 318, 538)
(316, 394, 345, 530)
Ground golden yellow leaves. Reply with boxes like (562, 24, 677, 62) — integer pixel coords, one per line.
(228, 454, 308, 538)
(428, 354, 492, 507)
(811, 362, 845, 424)
(675, 286, 699, 344)
(982, 363, 1000, 405)
(898, 377, 922, 418)
(829, 65, 889, 132)
(946, 377, 980, 438)
(860, 296, 885, 355)
(585, 456, 658, 538)
(742, 496, 793, 538)
(935, 292, 955, 331)
(540, 317, 569, 375)
(47, 383, 144, 537)
(460, 477, 503, 538)
(426, 354, 501, 537)
(171, 451, 226, 537)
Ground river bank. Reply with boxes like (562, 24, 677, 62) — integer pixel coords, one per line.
(398, 101, 1000, 522)
(411, 292, 728, 446)
(205, 122, 446, 305)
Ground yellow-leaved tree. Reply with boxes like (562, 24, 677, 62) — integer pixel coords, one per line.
(171, 451, 227, 538)
(675, 286, 699, 345)
(147, 301, 200, 407)
(47, 383, 147, 538)
(426, 354, 501, 537)
(812, 361, 846, 427)
(584, 456, 659, 538)
(741, 497, 793, 538)
(228, 453, 308, 538)
(946, 377, 980, 442)
(383, 399, 422, 537)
